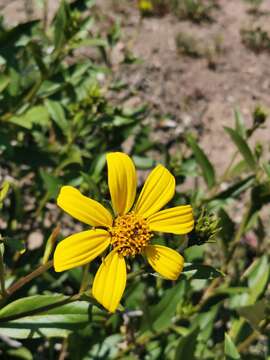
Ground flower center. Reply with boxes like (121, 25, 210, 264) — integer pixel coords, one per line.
(110, 212, 152, 257)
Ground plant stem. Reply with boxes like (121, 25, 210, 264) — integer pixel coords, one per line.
(227, 202, 252, 262)
(237, 330, 259, 353)
(79, 263, 90, 293)
(6, 260, 53, 298)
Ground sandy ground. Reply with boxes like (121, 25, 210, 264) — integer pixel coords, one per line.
(1, 0, 270, 174)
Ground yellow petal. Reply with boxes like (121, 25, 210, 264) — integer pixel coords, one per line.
(144, 245, 184, 280)
(54, 229, 110, 272)
(147, 205, 194, 234)
(92, 250, 126, 312)
(134, 165, 175, 219)
(57, 186, 113, 227)
(107, 152, 137, 216)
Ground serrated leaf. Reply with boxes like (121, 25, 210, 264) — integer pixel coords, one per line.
(224, 127, 256, 171)
(187, 134, 216, 189)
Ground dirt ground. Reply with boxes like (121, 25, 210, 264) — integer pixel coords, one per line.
(1, 0, 270, 174)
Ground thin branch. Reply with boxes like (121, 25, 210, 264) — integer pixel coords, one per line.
(6, 260, 53, 298)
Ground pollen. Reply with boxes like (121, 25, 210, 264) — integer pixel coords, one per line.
(110, 212, 152, 257)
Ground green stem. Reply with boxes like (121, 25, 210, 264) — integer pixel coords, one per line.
(227, 202, 252, 262)
(79, 263, 90, 293)
(237, 330, 259, 353)
(127, 268, 145, 281)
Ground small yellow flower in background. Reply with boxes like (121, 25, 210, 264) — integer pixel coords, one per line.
(54, 153, 194, 312)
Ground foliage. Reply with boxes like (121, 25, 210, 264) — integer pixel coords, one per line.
(0, 1, 269, 359)
(138, 0, 218, 21)
(241, 26, 270, 53)
(172, 0, 218, 22)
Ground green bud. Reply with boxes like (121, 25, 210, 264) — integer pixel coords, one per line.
(253, 105, 268, 127)
(188, 208, 220, 246)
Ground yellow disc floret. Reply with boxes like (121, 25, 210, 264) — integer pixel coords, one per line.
(110, 212, 152, 257)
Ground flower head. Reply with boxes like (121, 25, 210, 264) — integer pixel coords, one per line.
(54, 152, 194, 312)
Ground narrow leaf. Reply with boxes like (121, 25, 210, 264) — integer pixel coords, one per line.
(224, 127, 256, 171)
(45, 99, 68, 134)
(224, 333, 240, 359)
(175, 327, 199, 360)
(187, 134, 216, 189)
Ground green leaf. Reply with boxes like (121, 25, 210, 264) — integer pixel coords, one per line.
(70, 38, 108, 50)
(0, 20, 39, 47)
(40, 169, 62, 198)
(0, 294, 91, 339)
(8, 106, 49, 129)
(24, 106, 49, 127)
(112, 115, 135, 126)
(218, 208, 235, 246)
(139, 280, 186, 338)
(8, 67, 20, 97)
(224, 333, 240, 359)
(237, 298, 268, 331)
(247, 255, 269, 303)
(45, 99, 68, 134)
(9, 115, 33, 129)
(251, 182, 270, 213)
(0, 181, 10, 203)
(90, 153, 106, 175)
(187, 134, 216, 189)
(53, 0, 71, 50)
(133, 155, 154, 169)
(58, 145, 83, 170)
(175, 327, 199, 360)
(0, 294, 67, 319)
(210, 175, 255, 201)
(224, 127, 256, 171)
(229, 256, 269, 309)
(3, 236, 25, 253)
(0, 74, 10, 92)
(234, 109, 246, 138)
(183, 264, 224, 279)
(7, 347, 33, 360)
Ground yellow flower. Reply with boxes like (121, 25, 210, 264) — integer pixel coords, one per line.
(54, 153, 194, 312)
